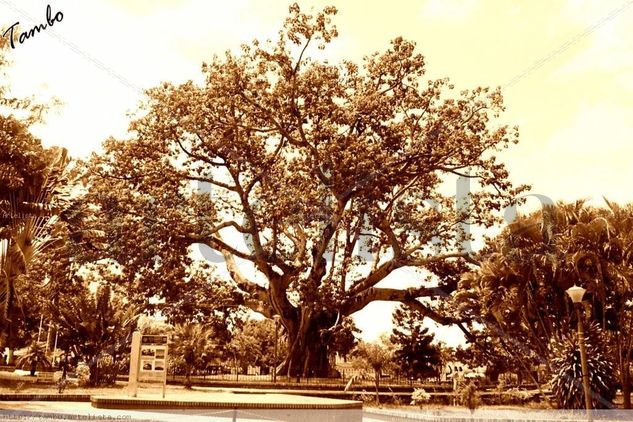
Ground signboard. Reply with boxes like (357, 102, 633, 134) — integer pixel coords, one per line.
(139, 335, 168, 382)
(128, 332, 169, 398)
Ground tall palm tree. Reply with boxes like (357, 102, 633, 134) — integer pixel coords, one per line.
(0, 117, 70, 351)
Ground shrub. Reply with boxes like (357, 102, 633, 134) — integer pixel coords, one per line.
(95, 354, 118, 386)
(168, 355, 187, 376)
(550, 322, 617, 409)
(457, 381, 480, 412)
(486, 388, 539, 406)
(76, 362, 90, 387)
(411, 388, 431, 406)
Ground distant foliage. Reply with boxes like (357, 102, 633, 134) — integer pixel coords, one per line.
(171, 323, 215, 388)
(550, 322, 617, 409)
(15, 342, 52, 374)
(168, 354, 187, 376)
(352, 336, 396, 404)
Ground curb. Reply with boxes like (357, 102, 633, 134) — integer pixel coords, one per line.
(0, 394, 90, 402)
(90, 395, 363, 410)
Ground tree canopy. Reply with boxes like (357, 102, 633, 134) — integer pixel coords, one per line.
(457, 201, 633, 407)
(86, 3, 526, 376)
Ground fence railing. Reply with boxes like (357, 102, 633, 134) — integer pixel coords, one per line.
(162, 373, 452, 390)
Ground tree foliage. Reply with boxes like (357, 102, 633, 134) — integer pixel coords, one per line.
(225, 318, 285, 375)
(457, 201, 633, 406)
(0, 114, 69, 348)
(0, 36, 71, 350)
(15, 341, 52, 375)
(52, 281, 139, 386)
(391, 305, 441, 380)
(171, 322, 216, 388)
(86, 3, 525, 376)
(352, 336, 395, 404)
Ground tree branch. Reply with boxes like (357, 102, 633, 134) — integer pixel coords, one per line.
(342, 286, 449, 315)
(221, 250, 273, 318)
(348, 252, 469, 296)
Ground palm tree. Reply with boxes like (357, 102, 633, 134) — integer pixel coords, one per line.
(16, 341, 52, 375)
(1, 121, 70, 351)
(352, 336, 395, 404)
(55, 281, 139, 386)
(171, 323, 215, 388)
(459, 200, 633, 408)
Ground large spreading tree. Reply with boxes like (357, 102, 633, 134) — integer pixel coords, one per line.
(87, 4, 526, 376)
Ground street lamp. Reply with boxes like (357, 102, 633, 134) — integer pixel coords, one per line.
(273, 315, 281, 384)
(566, 285, 592, 421)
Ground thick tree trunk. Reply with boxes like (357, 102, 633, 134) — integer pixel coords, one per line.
(277, 310, 338, 378)
(280, 331, 331, 377)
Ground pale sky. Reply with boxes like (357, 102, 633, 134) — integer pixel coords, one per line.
(2, 0, 633, 346)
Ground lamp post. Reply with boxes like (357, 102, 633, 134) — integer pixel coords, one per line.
(566, 285, 592, 421)
(273, 315, 281, 384)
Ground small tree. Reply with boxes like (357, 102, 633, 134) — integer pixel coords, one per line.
(391, 305, 441, 381)
(225, 327, 261, 380)
(352, 336, 395, 404)
(16, 342, 51, 376)
(457, 380, 480, 414)
(171, 323, 215, 388)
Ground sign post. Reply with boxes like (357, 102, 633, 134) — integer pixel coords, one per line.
(128, 332, 169, 398)
(128, 331, 141, 397)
